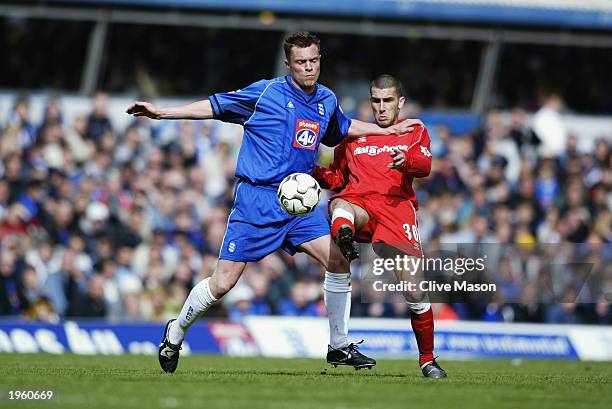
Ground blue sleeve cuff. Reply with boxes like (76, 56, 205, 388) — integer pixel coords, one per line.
(343, 118, 352, 136)
(209, 94, 222, 119)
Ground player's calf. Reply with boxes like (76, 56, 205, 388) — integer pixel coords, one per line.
(209, 260, 247, 298)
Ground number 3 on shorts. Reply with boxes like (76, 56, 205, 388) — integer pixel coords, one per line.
(402, 223, 420, 242)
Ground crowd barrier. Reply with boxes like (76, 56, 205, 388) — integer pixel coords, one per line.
(1, 317, 611, 360)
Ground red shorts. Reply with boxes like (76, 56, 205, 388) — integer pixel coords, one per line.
(330, 193, 423, 257)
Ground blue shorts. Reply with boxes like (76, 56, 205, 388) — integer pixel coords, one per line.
(219, 180, 330, 262)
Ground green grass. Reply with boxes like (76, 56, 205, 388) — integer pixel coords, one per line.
(1, 354, 611, 409)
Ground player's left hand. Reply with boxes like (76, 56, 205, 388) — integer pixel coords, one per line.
(388, 147, 406, 169)
(389, 118, 423, 135)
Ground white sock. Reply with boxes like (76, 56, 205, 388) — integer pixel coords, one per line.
(407, 302, 431, 315)
(323, 271, 351, 349)
(169, 277, 217, 345)
(331, 208, 355, 224)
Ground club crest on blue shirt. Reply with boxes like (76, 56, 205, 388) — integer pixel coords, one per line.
(317, 103, 325, 116)
(293, 119, 319, 150)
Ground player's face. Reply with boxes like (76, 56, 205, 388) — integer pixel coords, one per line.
(285, 44, 321, 93)
(370, 87, 405, 128)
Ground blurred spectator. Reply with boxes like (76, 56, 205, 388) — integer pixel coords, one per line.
(64, 115, 94, 163)
(119, 274, 143, 320)
(85, 91, 114, 145)
(509, 108, 539, 153)
(534, 159, 560, 211)
(278, 281, 323, 317)
(532, 93, 567, 158)
(0, 250, 27, 315)
(67, 273, 107, 318)
(8, 97, 37, 150)
(224, 284, 256, 322)
(78, 201, 141, 256)
(246, 272, 272, 315)
(42, 249, 87, 317)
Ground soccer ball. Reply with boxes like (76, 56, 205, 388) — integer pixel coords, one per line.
(277, 173, 322, 216)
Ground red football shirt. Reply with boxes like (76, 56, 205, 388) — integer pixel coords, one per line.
(312, 124, 432, 209)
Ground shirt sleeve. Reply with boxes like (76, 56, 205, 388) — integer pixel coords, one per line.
(321, 100, 352, 147)
(209, 79, 270, 125)
(312, 140, 349, 192)
(403, 127, 432, 178)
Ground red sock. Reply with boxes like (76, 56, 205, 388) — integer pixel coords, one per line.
(331, 217, 354, 240)
(410, 307, 435, 367)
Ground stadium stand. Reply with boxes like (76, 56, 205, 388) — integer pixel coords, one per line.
(0, 90, 609, 324)
(0, 0, 610, 326)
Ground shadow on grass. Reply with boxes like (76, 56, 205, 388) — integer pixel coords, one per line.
(180, 369, 415, 378)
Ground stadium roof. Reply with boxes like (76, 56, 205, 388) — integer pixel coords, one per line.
(51, 0, 612, 30)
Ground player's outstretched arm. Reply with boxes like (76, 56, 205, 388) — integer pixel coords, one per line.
(126, 99, 214, 120)
(347, 118, 423, 136)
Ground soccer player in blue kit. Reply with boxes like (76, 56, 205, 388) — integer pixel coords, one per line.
(127, 32, 421, 373)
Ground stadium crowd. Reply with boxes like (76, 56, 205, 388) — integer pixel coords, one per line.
(0, 91, 610, 325)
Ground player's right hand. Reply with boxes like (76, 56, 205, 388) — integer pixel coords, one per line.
(390, 118, 423, 135)
(126, 101, 161, 119)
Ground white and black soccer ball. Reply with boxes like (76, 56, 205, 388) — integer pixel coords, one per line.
(277, 173, 322, 216)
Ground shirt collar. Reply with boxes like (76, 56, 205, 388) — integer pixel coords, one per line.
(286, 75, 318, 102)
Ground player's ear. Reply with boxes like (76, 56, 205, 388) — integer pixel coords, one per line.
(284, 59, 289, 69)
(398, 96, 406, 110)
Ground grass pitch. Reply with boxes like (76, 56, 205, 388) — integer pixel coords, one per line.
(1, 354, 611, 409)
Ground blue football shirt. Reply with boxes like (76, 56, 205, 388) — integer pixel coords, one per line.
(209, 76, 351, 187)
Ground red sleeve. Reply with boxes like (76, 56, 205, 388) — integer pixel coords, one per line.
(312, 141, 349, 192)
(403, 127, 432, 178)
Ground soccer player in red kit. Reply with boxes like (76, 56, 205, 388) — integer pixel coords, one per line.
(312, 74, 447, 378)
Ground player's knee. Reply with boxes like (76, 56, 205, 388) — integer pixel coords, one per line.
(404, 290, 426, 304)
(330, 198, 348, 212)
(406, 292, 431, 313)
